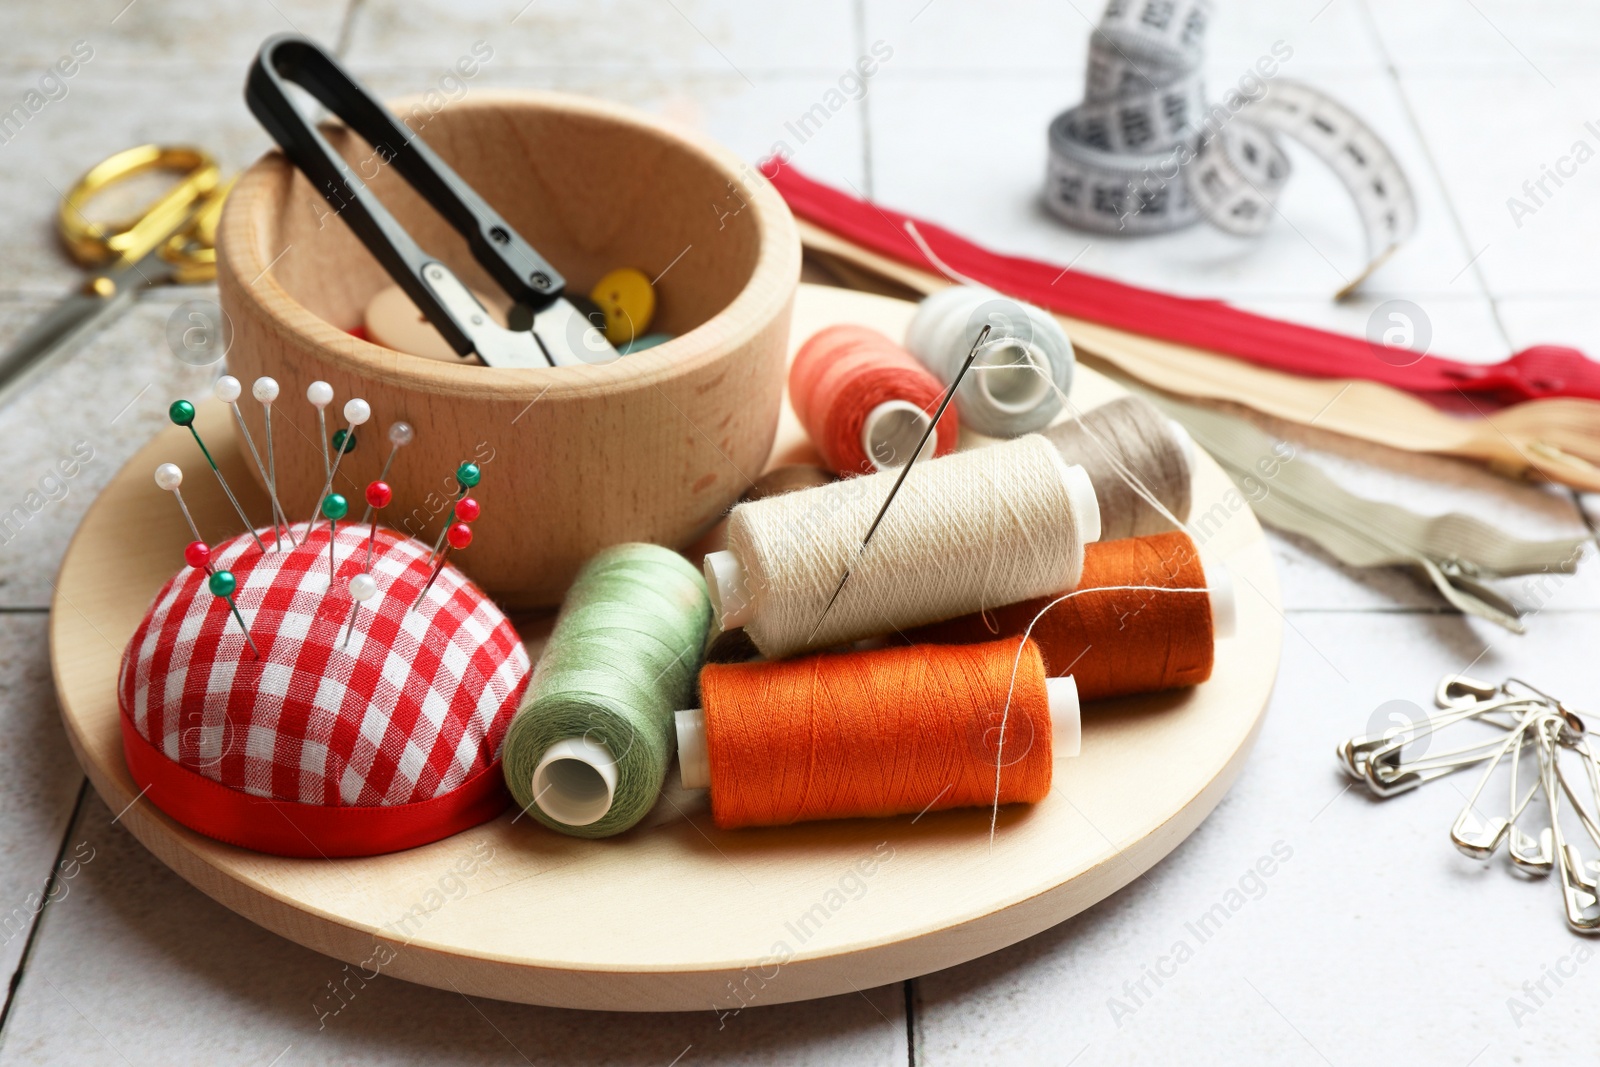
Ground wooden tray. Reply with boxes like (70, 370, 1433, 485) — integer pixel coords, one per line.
(49, 284, 1280, 1012)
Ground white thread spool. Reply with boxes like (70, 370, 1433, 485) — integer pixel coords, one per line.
(906, 286, 1074, 438)
(706, 434, 1101, 658)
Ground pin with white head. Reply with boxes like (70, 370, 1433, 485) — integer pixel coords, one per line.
(341, 571, 379, 649)
(360, 421, 413, 526)
(154, 462, 205, 547)
(167, 400, 265, 555)
(301, 380, 334, 543)
(307, 395, 369, 535)
(250, 376, 292, 546)
(215, 376, 285, 550)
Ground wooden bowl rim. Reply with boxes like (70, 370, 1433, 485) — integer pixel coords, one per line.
(218, 89, 801, 401)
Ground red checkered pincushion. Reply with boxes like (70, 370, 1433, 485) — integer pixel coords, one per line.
(117, 521, 530, 857)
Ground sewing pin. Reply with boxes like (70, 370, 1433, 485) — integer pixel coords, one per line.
(414, 519, 472, 611)
(363, 479, 392, 570)
(252, 376, 293, 547)
(301, 381, 334, 543)
(209, 568, 261, 659)
(154, 463, 206, 547)
(320, 492, 348, 581)
(184, 540, 212, 574)
(215, 375, 284, 550)
(341, 571, 378, 649)
(804, 324, 991, 647)
(168, 401, 266, 555)
(429, 462, 480, 562)
(359, 421, 413, 526)
(306, 395, 369, 535)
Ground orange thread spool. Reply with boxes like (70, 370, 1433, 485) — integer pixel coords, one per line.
(788, 325, 960, 476)
(908, 531, 1215, 700)
(697, 639, 1055, 830)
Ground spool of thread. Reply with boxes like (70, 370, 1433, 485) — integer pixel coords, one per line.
(907, 531, 1232, 700)
(705, 435, 1102, 659)
(905, 286, 1074, 438)
(676, 639, 1080, 829)
(501, 543, 711, 838)
(789, 325, 959, 476)
(1043, 395, 1194, 539)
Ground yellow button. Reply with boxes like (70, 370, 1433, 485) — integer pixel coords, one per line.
(589, 267, 656, 346)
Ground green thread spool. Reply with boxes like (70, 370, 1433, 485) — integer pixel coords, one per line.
(503, 543, 711, 838)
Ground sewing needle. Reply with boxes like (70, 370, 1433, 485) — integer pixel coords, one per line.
(804, 323, 991, 647)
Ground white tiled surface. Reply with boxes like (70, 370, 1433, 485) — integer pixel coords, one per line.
(3, 1, 1599, 1064)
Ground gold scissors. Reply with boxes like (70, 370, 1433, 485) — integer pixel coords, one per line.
(0, 144, 232, 407)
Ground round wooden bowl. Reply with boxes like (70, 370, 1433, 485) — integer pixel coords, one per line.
(218, 91, 800, 609)
(52, 286, 1281, 1012)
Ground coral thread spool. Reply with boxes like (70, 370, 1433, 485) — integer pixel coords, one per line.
(675, 639, 1080, 829)
(789, 325, 960, 476)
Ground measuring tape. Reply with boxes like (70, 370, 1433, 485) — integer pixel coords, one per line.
(1045, 0, 1416, 297)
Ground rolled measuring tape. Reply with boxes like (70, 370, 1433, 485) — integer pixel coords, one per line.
(1045, 0, 1416, 295)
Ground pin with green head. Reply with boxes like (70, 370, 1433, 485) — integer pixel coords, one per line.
(429, 461, 482, 561)
(170, 397, 265, 555)
(208, 568, 260, 659)
(321, 492, 348, 581)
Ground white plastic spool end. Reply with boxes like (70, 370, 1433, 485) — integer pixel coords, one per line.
(1203, 558, 1237, 639)
(675, 709, 710, 790)
(1048, 675, 1081, 759)
(703, 550, 754, 630)
(531, 737, 618, 827)
(1061, 463, 1102, 544)
(861, 400, 936, 471)
(974, 338, 1051, 415)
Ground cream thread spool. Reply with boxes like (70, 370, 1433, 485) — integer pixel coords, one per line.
(705, 434, 1101, 658)
(906, 286, 1075, 438)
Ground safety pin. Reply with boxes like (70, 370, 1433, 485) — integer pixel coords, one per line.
(1450, 718, 1541, 860)
(1342, 699, 1527, 780)
(1540, 730, 1600, 932)
(1434, 674, 1500, 711)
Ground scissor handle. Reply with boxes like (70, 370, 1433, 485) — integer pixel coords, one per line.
(246, 34, 565, 357)
(59, 145, 220, 269)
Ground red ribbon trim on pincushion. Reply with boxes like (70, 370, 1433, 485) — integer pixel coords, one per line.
(120, 711, 511, 857)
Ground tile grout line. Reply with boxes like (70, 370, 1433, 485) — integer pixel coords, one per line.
(853, 0, 875, 199)
(333, 0, 367, 57)
(903, 978, 916, 1066)
(0, 777, 89, 1040)
(1350, 0, 1517, 354)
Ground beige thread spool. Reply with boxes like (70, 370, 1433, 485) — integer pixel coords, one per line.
(704, 434, 1101, 659)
